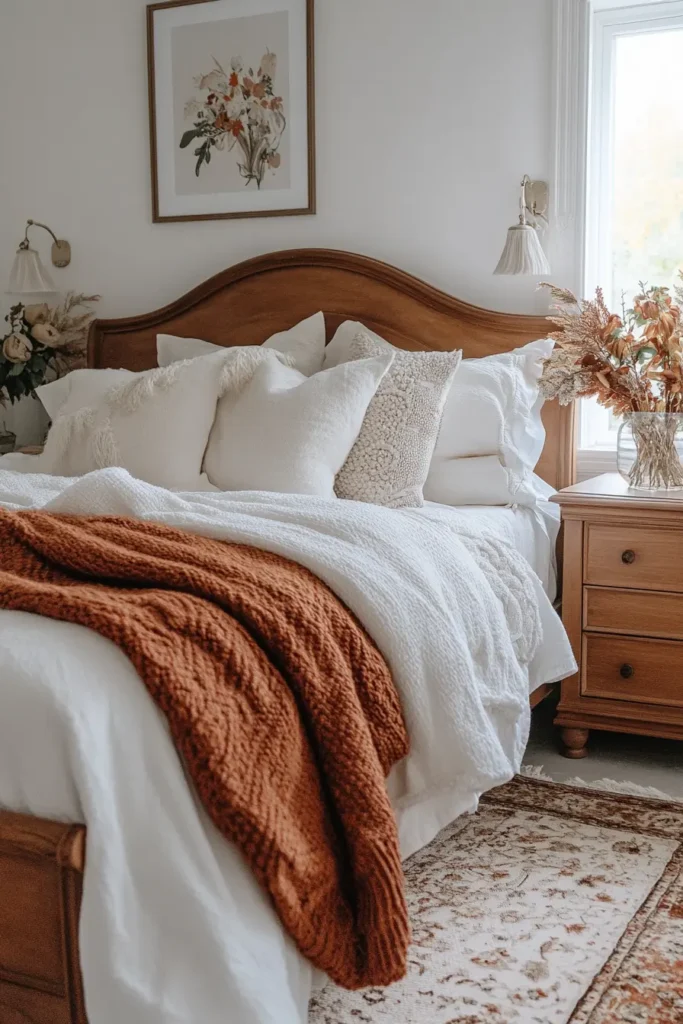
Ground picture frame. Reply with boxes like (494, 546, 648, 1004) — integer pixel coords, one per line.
(147, 0, 315, 222)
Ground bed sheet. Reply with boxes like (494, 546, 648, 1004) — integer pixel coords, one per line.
(423, 499, 560, 602)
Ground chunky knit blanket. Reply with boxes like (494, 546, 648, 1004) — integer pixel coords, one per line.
(0, 508, 410, 990)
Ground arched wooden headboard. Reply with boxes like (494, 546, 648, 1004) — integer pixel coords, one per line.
(88, 248, 576, 491)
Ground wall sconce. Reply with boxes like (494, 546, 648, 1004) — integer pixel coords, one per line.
(494, 176, 551, 276)
(7, 220, 72, 294)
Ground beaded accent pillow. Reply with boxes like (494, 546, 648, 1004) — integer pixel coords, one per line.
(335, 332, 462, 508)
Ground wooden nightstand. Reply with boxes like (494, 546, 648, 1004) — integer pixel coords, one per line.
(552, 473, 683, 759)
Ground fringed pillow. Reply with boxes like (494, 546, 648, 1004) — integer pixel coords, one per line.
(39, 348, 287, 490)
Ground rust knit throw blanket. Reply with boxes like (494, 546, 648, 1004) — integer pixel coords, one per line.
(0, 509, 410, 989)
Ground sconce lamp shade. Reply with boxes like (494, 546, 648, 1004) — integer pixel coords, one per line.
(7, 246, 58, 294)
(494, 224, 551, 276)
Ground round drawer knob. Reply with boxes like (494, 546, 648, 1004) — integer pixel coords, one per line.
(620, 664, 635, 680)
(621, 550, 636, 565)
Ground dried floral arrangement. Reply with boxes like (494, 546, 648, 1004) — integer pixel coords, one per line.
(539, 274, 683, 413)
(540, 273, 683, 489)
(0, 293, 100, 406)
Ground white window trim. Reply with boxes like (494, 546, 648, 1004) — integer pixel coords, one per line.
(552, 1, 593, 479)
(591, 0, 683, 11)
(577, 447, 618, 481)
(553, 0, 683, 254)
(551, 0, 590, 274)
(552, 0, 683, 479)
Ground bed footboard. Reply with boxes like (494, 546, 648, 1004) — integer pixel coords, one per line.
(0, 681, 550, 1023)
(0, 810, 87, 1024)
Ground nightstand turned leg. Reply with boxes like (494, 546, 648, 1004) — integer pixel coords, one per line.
(560, 728, 589, 759)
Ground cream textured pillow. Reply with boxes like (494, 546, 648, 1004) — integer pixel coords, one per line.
(157, 311, 326, 377)
(204, 351, 394, 497)
(323, 320, 392, 369)
(39, 348, 280, 490)
(335, 332, 462, 508)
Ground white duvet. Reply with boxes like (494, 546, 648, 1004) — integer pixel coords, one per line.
(0, 463, 576, 1024)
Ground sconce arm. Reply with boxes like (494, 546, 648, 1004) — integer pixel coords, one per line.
(20, 220, 61, 250)
(18, 219, 71, 268)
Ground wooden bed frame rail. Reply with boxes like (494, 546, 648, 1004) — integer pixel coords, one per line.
(0, 811, 86, 1023)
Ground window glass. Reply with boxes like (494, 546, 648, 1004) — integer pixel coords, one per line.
(612, 28, 683, 306)
(581, 15, 683, 451)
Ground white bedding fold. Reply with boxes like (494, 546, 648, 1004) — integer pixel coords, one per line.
(0, 464, 576, 1023)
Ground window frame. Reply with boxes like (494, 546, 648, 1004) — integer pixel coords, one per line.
(553, 0, 683, 476)
(585, 0, 683, 305)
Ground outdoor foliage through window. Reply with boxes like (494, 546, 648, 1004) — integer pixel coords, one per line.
(612, 28, 683, 307)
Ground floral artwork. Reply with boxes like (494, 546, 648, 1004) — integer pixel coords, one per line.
(0, 293, 99, 405)
(149, 1, 313, 221)
(181, 52, 286, 189)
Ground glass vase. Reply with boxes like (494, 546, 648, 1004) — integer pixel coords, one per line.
(617, 412, 683, 492)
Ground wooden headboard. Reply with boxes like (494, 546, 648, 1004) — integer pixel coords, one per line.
(88, 248, 576, 491)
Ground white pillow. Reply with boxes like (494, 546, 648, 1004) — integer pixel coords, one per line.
(204, 351, 394, 497)
(36, 367, 134, 421)
(157, 311, 326, 377)
(39, 348, 277, 490)
(423, 455, 519, 507)
(334, 331, 462, 508)
(426, 338, 553, 506)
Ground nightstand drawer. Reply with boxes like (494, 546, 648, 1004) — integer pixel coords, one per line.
(582, 633, 683, 707)
(585, 524, 683, 592)
(584, 587, 683, 640)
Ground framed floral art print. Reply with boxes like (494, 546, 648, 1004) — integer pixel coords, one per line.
(147, 0, 315, 222)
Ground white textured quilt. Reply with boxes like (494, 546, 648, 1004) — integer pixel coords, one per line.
(0, 463, 576, 1024)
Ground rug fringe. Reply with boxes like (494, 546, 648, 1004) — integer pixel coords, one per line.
(520, 764, 680, 803)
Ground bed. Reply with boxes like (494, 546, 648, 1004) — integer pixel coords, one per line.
(0, 249, 576, 1024)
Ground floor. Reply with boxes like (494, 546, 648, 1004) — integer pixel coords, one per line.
(524, 687, 683, 799)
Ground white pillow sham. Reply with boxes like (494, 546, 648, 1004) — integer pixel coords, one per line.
(157, 311, 326, 377)
(38, 348, 279, 490)
(204, 350, 394, 497)
(427, 338, 554, 506)
(423, 455, 520, 507)
(324, 320, 553, 507)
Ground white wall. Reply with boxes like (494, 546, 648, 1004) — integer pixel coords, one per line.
(0, 0, 556, 323)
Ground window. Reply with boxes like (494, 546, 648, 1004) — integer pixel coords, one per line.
(581, 0, 683, 455)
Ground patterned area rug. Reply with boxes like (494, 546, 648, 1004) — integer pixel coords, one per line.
(309, 776, 683, 1023)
